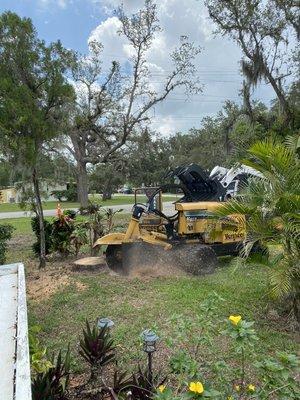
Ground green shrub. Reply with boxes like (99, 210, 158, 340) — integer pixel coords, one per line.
(50, 212, 75, 255)
(0, 223, 14, 264)
(51, 184, 77, 202)
(29, 325, 52, 374)
(31, 211, 77, 257)
(31, 217, 53, 256)
(31, 347, 71, 400)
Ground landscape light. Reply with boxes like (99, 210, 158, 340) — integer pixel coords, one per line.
(97, 317, 114, 329)
(141, 329, 159, 353)
(141, 329, 159, 384)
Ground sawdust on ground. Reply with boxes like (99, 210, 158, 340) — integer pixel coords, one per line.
(28, 273, 67, 300)
(26, 260, 89, 301)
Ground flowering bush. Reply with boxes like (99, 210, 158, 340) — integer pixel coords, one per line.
(151, 293, 299, 400)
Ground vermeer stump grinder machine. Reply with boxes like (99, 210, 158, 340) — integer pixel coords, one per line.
(94, 164, 247, 276)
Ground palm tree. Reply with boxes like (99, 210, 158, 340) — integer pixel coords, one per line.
(218, 137, 300, 321)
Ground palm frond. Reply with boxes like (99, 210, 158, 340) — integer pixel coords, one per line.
(285, 135, 300, 156)
(215, 200, 255, 217)
(269, 258, 293, 299)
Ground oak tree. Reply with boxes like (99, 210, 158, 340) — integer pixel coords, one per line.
(205, 0, 298, 124)
(68, 0, 202, 206)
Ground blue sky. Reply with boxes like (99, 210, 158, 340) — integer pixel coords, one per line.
(0, 0, 101, 53)
(0, 0, 278, 135)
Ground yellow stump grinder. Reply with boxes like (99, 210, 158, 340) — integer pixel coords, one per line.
(94, 164, 249, 275)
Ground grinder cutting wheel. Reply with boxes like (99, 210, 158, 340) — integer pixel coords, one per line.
(94, 164, 247, 275)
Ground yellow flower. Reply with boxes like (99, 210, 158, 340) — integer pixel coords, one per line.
(229, 315, 242, 325)
(158, 385, 165, 393)
(227, 397, 233, 400)
(234, 385, 240, 392)
(189, 381, 204, 394)
(248, 384, 255, 392)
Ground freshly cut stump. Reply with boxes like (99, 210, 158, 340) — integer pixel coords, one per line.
(108, 242, 218, 276)
(72, 256, 106, 272)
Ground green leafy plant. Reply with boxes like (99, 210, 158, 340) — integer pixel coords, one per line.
(31, 346, 71, 400)
(170, 351, 198, 377)
(31, 217, 53, 256)
(255, 352, 300, 399)
(50, 212, 75, 255)
(79, 203, 122, 254)
(70, 223, 89, 256)
(64, 209, 77, 219)
(0, 223, 14, 264)
(223, 315, 258, 396)
(29, 325, 52, 373)
(79, 320, 115, 380)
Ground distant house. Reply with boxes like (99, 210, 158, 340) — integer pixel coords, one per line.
(0, 187, 17, 203)
(0, 180, 68, 204)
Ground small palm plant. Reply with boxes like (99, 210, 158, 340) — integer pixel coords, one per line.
(79, 320, 115, 381)
(217, 137, 300, 321)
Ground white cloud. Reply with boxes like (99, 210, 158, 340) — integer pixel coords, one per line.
(87, 0, 274, 135)
(89, 16, 126, 63)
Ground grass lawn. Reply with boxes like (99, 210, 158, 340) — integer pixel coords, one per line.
(27, 263, 298, 374)
(3, 215, 299, 391)
(0, 194, 178, 213)
(0, 201, 80, 213)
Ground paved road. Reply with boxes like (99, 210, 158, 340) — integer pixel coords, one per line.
(0, 202, 175, 219)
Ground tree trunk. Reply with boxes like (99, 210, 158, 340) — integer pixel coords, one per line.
(102, 191, 112, 201)
(76, 161, 89, 208)
(265, 68, 293, 124)
(32, 168, 46, 269)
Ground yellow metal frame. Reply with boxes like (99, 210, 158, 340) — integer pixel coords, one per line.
(94, 201, 246, 249)
(94, 217, 170, 249)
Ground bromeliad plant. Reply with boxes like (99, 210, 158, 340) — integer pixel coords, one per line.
(79, 320, 115, 381)
(51, 209, 75, 255)
(31, 208, 78, 257)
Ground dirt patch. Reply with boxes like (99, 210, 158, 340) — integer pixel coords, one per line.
(27, 273, 71, 301)
(27, 272, 89, 301)
(26, 256, 92, 301)
(75, 281, 87, 291)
